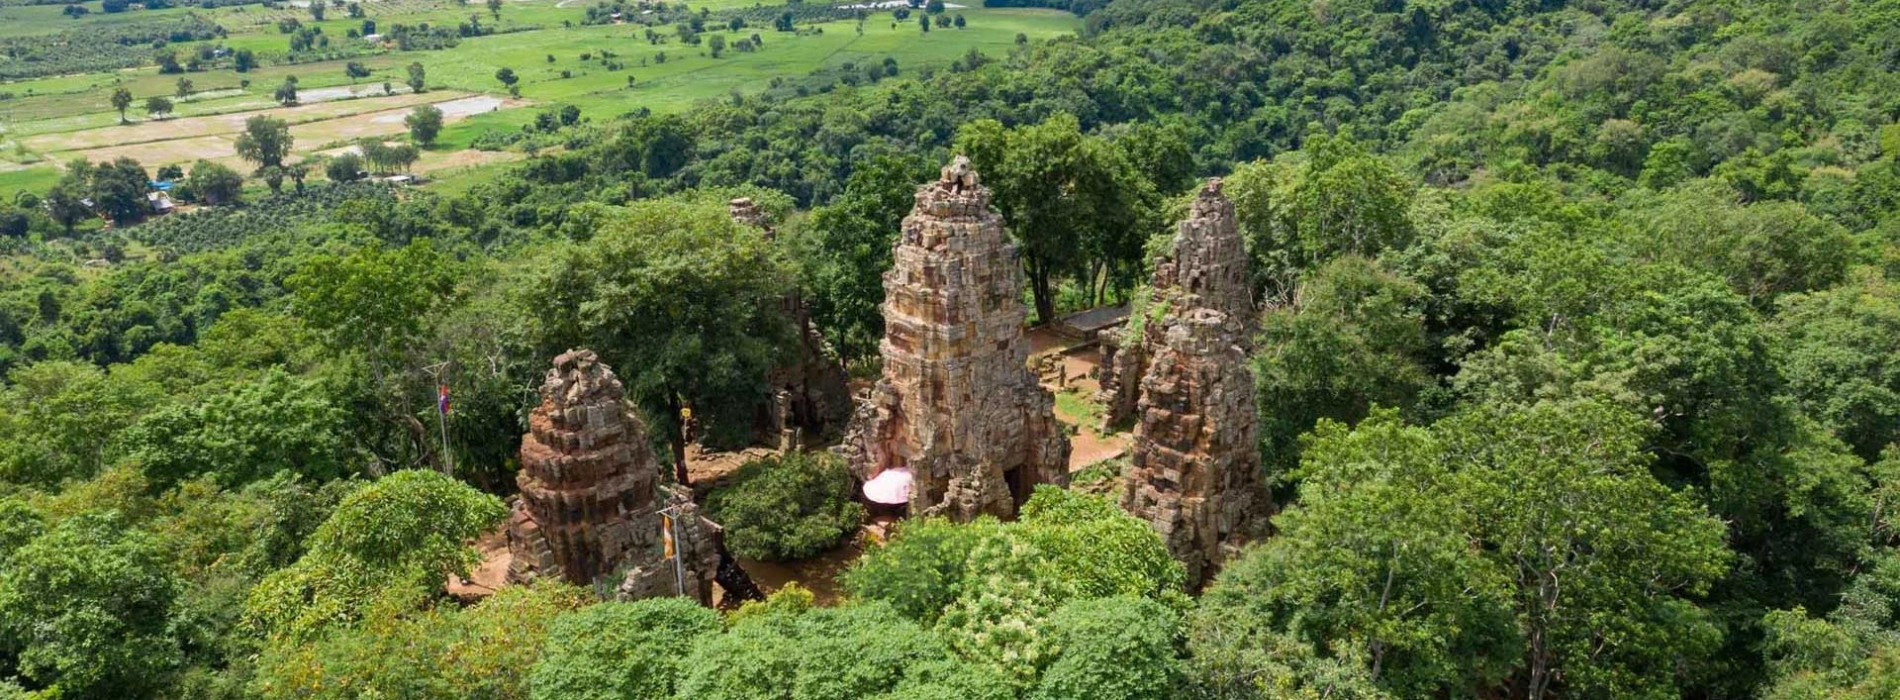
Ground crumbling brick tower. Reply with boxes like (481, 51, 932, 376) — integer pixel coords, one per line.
(1099, 178, 1256, 428)
(1118, 179, 1271, 590)
(837, 156, 1071, 521)
(507, 349, 719, 603)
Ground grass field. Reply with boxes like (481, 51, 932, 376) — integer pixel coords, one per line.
(0, 0, 1075, 196)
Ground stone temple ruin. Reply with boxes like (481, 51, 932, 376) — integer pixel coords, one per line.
(1116, 179, 1272, 589)
(724, 197, 854, 452)
(837, 156, 1071, 521)
(506, 349, 724, 602)
(1099, 177, 1257, 429)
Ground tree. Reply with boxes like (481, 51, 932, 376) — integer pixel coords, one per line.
(309, 0, 324, 20)
(1757, 549, 1900, 699)
(1254, 256, 1432, 472)
(708, 33, 726, 57)
(235, 115, 293, 171)
(0, 359, 158, 488)
(289, 239, 456, 372)
(559, 104, 580, 126)
(253, 581, 588, 700)
(1035, 596, 1182, 700)
(956, 115, 1157, 323)
(486, 0, 501, 19)
(325, 152, 366, 182)
(676, 602, 954, 700)
(87, 156, 150, 225)
(919, 12, 929, 32)
(494, 67, 519, 89)
(516, 196, 795, 466)
(1450, 401, 1729, 698)
(1196, 411, 1517, 697)
(344, 61, 372, 83)
(0, 514, 182, 699)
(41, 163, 93, 234)
(528, 598, 722, 700)
(272, 77, 299, 106)
(793, 152, 930, 361)
(1772, 269, 1900, 461)
(174, 77, 193, 99)
(144, 96, 174, 119)
(155, 49, 183, 74)
(705, 452, 863, 560)
(243, 470, 505, 643)
(188, 159, 243, 205)
(953, 13, 965, 27)
(111, 86, 134, 124)
(122, 369, 349, 489)
(233, 48, 257, 73)
(404, 104, 443, 146)
(405, 62, 426, 93)
(379, 143, 420, 174)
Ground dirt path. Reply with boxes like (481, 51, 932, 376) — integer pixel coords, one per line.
(1070, 430, 1127, 470)
(734, 540, 862, 605)
(446, 529, 512, 601)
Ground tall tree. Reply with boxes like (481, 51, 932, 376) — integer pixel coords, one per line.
(404, 105, 443, 146)
(956, 114, 1156, 324)
(515, 196, 795, 470)
(234, 116, 294, 172)
(110, 86, 134, 125)
(405, 62, 426, 93)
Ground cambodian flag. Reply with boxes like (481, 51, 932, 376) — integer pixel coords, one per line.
(438, 384, 451, 415)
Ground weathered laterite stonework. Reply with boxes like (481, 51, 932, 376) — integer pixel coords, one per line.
(725, 198, 853, 449)
(837, 156, 1070, 521)
(1099, 178, 1257, 430)
(507, 349, 720, 603)
(1118, 179, 1271, 589)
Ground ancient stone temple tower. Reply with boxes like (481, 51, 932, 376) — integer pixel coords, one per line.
(507, 349, 720, 603)
(837, 156, 1071, 521)
(1100, 179, 1257, 427)
(1117, 179, 1271, 589)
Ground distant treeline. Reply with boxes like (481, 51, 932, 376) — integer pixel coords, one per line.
(982, 0, 1110, 16)
(0, 15, 222, 80)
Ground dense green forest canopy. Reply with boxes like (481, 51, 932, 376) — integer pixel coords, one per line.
(2, 0, 1900, 698)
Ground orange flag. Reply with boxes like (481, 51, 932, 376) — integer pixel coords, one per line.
(661, 513, 676, 558)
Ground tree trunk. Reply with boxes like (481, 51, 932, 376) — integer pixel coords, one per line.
(1028, 260, 1055, 326)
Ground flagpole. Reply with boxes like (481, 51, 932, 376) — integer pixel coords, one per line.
(664, 506, 685, 597)
(425, 361, 453, 476)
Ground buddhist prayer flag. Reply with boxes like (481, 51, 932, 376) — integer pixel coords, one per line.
(438, 384, 451, 415)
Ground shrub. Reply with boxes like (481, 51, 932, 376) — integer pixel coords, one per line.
(528, 597, 720, 700)
(705, 451, 862, 561)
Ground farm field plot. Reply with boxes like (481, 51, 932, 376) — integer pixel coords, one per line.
(19, 90, 453, 152)
(0, 0, 1075, 195)
(38, 93, 518, 173)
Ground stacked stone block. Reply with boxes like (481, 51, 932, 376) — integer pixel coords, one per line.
(1117, 179, 1271, 589)
(506, 349, 720, 604)
(837, 156, 1070, 521)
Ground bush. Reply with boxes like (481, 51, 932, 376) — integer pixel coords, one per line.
(1033, 596, 1182, 700)
(705, 451, 862, 561)
(528, 597, 720, 700)
(676, 601, 950, 700)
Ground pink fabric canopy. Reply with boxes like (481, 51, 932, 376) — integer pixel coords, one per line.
(863, 468, 914, 505)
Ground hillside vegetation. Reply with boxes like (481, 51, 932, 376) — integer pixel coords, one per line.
(0, 0, 1898, 698)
